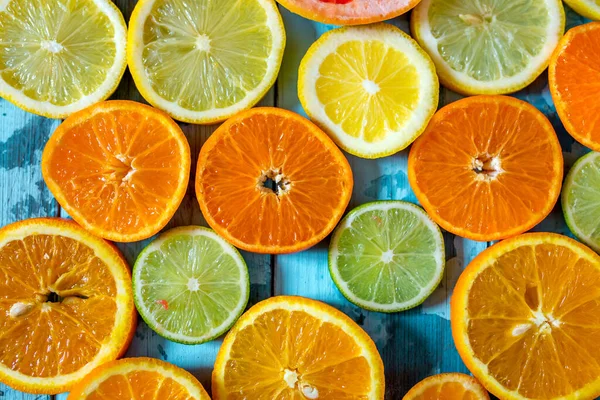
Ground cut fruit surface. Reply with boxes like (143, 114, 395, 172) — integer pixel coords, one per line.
(564, 0, 600, 20)
(42, 100, 190, 243)
(452, 233, 600, 400)
(0, 218, 136, 394)
(408, 96, 563, 241)
(411, 0, 565, 95)
(276, 0, 421, 25)
(195, 107, 353, 254)
(299, 24, 439, 159)
(0, 0, 127, 118)
(128, 0, 285, 124)
(133, 226, 249, 344)
(562, 152, 600, 253)
(212, 296, 385, 399)
(67, 357, 210, 399)
(550, 22, 600, 151)
(329, 201, 445, 312)
(403, 373, 489, 400)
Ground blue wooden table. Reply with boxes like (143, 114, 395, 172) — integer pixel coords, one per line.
(0, 2, 593, 399)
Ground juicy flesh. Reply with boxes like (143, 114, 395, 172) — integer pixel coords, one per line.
(316, 40, 420, 142)
(0, 0, 117, 105)
(466, 243, 600, 398)
(142, 0, 274, 110)
(284, 0, 416, 21)
(199, 113, 352, 249)
(84, 370, 194, 400)
(428, 0, 550, 81)
(411, 99, 561, 236)
(0, 234, 117, 377)
(335, 208, 440, 305)
(565, 154, 600, 246)
(139, 234, 243, 337)
(553, 26, 600, 145)
(412, 381, 482, 400)
(223, 309, 373, 399)
(46, 109, 186, 235)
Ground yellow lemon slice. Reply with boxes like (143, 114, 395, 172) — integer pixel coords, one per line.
(564, 0, 600, 21)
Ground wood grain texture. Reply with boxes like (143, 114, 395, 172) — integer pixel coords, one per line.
(0, 1, 594, 400)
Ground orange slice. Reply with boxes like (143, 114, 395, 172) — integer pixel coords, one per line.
(276, 0, 421, 25)
(403, 373, 489, 400)
(549, 22, 600, 151)
(0, 218, 136, 394)
(452, 233, 600, 400)
(408, 96, 563, 241)
(42, 100, 190, 242)
(212, 296, 385, 399)
(67, 357, 210, 399)
(195, 107, 353, 254)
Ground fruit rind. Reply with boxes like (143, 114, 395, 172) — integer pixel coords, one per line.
(0, 218, 136, 395)
(411, 0, 565, 95)
(329, 201, 445, 313)
(298, 23, 439, 159)
(127, 0, 286, 124)
(451, 233, 600, 400)
(132, 226, 250, 345)
(0, 0, 127, 118)
(212, 295, 385, 400)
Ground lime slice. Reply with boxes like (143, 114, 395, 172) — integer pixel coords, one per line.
(562, 152, 600, 253)
(329, 201, 445, 312)
(133, 226, 250, 344)
(0, 0, 127, 118)
(298, 24, 439, 159)
(411, 0, 565, 95)
(127, 0, 285, 124)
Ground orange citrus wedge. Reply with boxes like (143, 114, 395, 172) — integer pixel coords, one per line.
(42, 100, 190, 242)
(549, 22, 600, 151)
(0, 218, 136, 394)
(403, 373, 489, 400)
(408, 96, 563, 241)
(452, 233, 600, 400)
(212, 296, 385, 399)
(196, 107, 353, 254)
(68, 357, 210, 400)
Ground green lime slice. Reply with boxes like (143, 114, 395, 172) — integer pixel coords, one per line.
(562, 152, 600, 253)
(329, 201, 445, 313)
(133, 226, 249, 344)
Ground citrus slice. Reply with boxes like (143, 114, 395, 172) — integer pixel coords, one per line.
(276, 0, 421, 25)
(212, 296, 385, 399)
(452, 233, 600, 400)
(564, 0, 600, 20)
(67, 357, 210, 400)
(411, 0, 565, 95)
(298, 24, 439, 159)
(403, 373, 490, 400)
(195, 107, 353, 254)
(128, 0, 285, 124)
(42, 100, 190, 243)
(408, 96, 563, 242)
(329, 201, 445, 312)
(133, 226, 249, 345)
(0, 0, 127, 118)
(562, 152, 600, 253)
(549, 22, 600, 151)
(0, 218, 136, 394)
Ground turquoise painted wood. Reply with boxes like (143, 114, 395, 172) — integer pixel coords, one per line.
(0, 2, 594, 400)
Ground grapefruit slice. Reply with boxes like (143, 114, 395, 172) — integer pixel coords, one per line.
(0, 218, 136, 394)
(276, 0, 421, 25)
(195, 107, 353, 254)
(452, 233, 600, 399)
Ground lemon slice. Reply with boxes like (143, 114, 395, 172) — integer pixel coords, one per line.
(128, 0, 285, 124)
(0, 0, 127, 118)
(565, 0, 600, 20)
(411, 0, 565, 95)
(298, 24, 439, 159)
